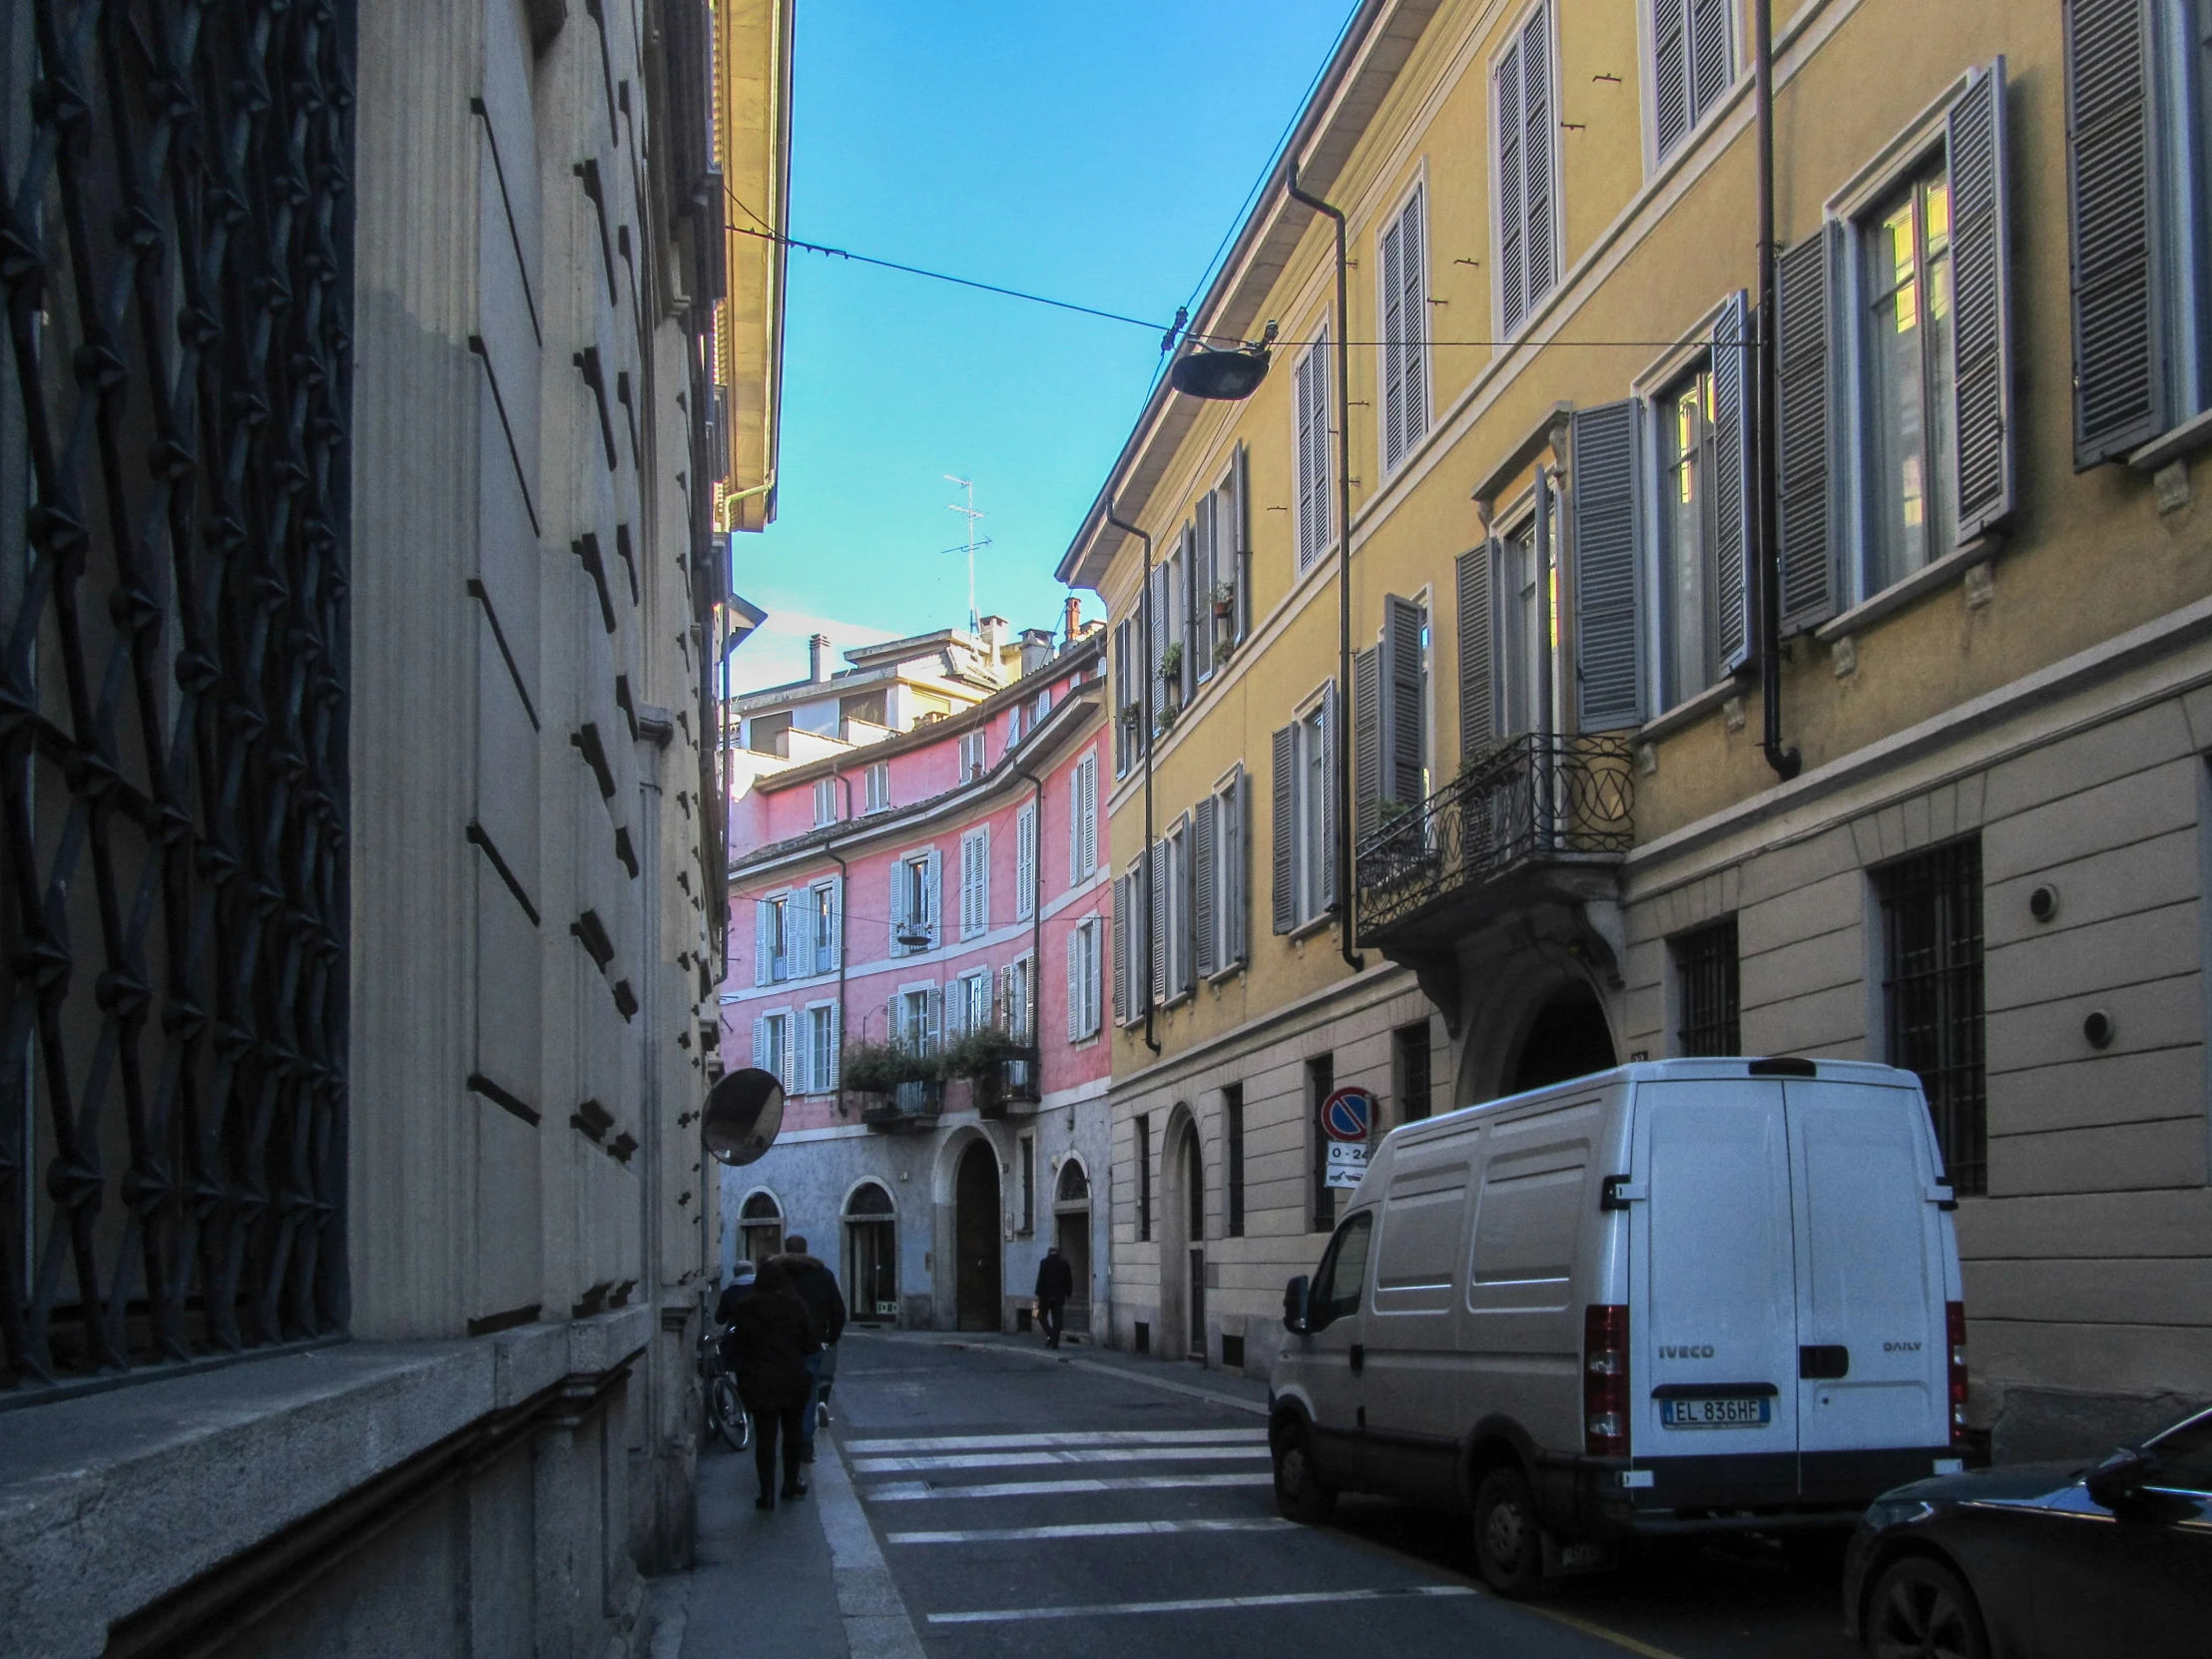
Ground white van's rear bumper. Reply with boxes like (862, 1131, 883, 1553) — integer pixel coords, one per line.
(1538, 1446, 1963, 1538)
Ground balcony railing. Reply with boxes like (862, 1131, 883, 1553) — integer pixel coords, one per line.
(1356, 733, 1636, 943)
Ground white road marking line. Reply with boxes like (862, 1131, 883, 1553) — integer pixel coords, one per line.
(887, 1516, 1296, 1544)
(850, 1445, 1272, 1474)
(845, 1428, 1268, 1454)
(924, 1585, 1479, 1625)
(862, 1471, 1276, 1502)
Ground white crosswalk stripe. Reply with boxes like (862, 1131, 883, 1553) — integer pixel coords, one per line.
(850, 1444, 1271, 1474)
(862, 1471, 1275, 1502)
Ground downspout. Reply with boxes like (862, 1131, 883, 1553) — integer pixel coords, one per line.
(1286, 160, 1365, 974)
(1104, 502, 1162, 1054)
(1753, 0, 1802, 781)
(828, 765, 852, 1117)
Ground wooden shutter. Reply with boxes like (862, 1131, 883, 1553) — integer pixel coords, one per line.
(1271, 725, 1295, 933)
(1320, 685, 1339, 911)
(1711, 288, 1753, 671)
(1233, 441, 1252, 639)
(1112, 876, 1129, 1024)
(1496, 27, 1526, 334)
(1688, 0, 1730, 121)
(1571, 400, 1642, 731)
(1382, 594, 1425, 804)
(1194, 795, 1219, 982)
(1456, 544, 1495, 758)
(2064, 0, 2161, 467)
(1354, 646, 1382, 846)
(1948, 58, 2015, 540)
(1653, 0, 1688, 159)
(1777, 235, 1837, 631)
(1519, 6, 1556, 315)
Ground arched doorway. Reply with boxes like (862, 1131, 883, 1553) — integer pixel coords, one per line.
(740, 1190, 784, 1264)
(1509, 982, 1617, 1093)
(953, 1140, 1002, 1332)
(1052, 1160, 1091, 1337)
(843, 1183, 897, 1326)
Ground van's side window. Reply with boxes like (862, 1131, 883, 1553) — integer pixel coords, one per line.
(1310, 1211, 1374, 1328)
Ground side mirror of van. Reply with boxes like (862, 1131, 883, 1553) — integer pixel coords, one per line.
(1283, 1275, 1311, 1334)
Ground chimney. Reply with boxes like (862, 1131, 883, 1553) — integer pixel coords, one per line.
(809, 633, 831, 683)
(1063, 595, 1082, 643)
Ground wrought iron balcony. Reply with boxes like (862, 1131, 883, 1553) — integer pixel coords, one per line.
(1356, 733, 1636, 948)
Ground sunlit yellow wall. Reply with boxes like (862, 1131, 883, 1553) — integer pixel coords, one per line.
(1099, 0, 2205, 1074)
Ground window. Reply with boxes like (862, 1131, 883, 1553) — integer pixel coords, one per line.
(1015, 803, 1037, 920)
(891, 851, 939, 954)
(1136, 1114, 1152, 1243)
(959, 828, 991, 939)
(755, 894, 791, 984)
(1308, 1053, 1337, 1233)
(864, 761, 891, 813)
(1673, 918, 1741, 1056)
(805, 1003, 839, 1093)
(813, 777, 837, 827)
(753, 1011, 790, 1088)
(1068, 752, 1099, 883)
(959, 730, 987, 781)
(1494, 1, 1558, 338)
(1310, 1210, 1373, 1327)
(1195, 768, 1246, 979)
(1224, 1082, 1246, 1237)
(1271, 692, 1338, 934)
(1862, 161, 1956, 594)
(809, 880, 838, 976)
(1380, 184, 1430, 472)
(1652, 0, 1734, 164)
(1017, 1135, 1035, 1236)
(1067, 915, 1103, 1041)
(1657, 361, 1727, 707)
(1393, 1021, 1432, 1122)
(1294, 330, 1332, 571)
(1878, 839, 1985, 1195)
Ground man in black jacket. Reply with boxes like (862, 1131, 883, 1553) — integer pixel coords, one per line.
(774, 1236, 846, 1463)
(1034, 1245, 1074, 1349)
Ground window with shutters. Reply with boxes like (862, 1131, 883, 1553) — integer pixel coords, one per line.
(1381, 184, 1431, 473)
(1016, 804, 1037, 920)
(1295, 331, 1333, 571)
(1656, 361, 1727, 706)
(1672, 918, 1740, 1056)
(813, 777, 837, 827)
(865, 762, 891, 813)
(1494, 1, 1560, 339)
(1863, 161, 1958, 594)
(959, 829, 990, 939)
(1651, 0, 1734, 166)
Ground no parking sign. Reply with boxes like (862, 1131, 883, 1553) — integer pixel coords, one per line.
(1322, 1087, 1374, 1189)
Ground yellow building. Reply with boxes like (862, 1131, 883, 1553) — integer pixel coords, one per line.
(1059, 0, 2212, 1458)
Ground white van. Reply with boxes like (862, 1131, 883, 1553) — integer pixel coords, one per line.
(1268, 1058, 1969, 1597)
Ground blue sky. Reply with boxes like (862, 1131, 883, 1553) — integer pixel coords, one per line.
(731, 0, 1358, 689)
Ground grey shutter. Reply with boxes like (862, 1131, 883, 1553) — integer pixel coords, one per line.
(1354, 647, 1382, 850)
(1777, 231, 1838, 631)
(1382, 594, 1425, 805)
(1148, 841, 1167, 1002)
(1271, 725, 1295, 933)
(1496, 28, 1526, 334)
(1653, 0, 1688, 160)
(1519, 6, 1556, 313)
(1232, 441, 1253, 640)
(1688, 0, 1730, 121)
(2064, 0, 2161, 467)
(1194, 795, 1219, 981)
(1320, 684, 1339, 911)
(1456, 543, 1495, 758)
(1570, 400, 1642, 731)
(1711, 288, 1753, 671)
(1112, 875, 1129, 1025)
(1948, 58, 2015, 540)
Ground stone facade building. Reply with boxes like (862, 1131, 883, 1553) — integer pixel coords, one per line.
(0, 0, 784, 1652)
(1063, 0, 2212, 1458)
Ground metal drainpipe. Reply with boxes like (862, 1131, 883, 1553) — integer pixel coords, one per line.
(1105, 501, 1162, 1054)
(1286, 159, 1366, 974)
(828, 766, 853, 1117)
(1753, 0, 1802, 781)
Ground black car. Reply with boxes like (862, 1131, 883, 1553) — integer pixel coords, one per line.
(1842, 1406, 2212, 1658)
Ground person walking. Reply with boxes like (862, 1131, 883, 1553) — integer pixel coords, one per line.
(725, 1260, 818, 1509)
(774, 1235, 846, 1464)
(1034, 1243, 1074, 1349)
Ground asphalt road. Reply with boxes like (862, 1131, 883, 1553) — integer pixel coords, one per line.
(830, 1332, 1859, 1659)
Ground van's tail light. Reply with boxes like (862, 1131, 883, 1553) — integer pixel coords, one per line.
(1945, 1302, 1969, 1445)
(1584, 1304, 1629, 1456)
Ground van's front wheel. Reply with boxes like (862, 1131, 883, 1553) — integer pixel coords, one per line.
(1472, 1466, 1557, 1599)
(1272, 1420, 1337, 1523)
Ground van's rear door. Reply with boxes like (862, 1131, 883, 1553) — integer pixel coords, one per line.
(1786, 1078, 1950, 1492)
(1630, 1080, 1799, 1500)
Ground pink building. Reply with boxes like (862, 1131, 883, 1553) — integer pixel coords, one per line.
(721, 630, 1112, 1333)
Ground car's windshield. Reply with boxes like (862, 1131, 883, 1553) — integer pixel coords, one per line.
(2149, 1411, 2212, 1492)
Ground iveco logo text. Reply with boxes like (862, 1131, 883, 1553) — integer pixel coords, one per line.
(1659, 1344, 1715, 1359)
(1884, 1341, 1924, 1353)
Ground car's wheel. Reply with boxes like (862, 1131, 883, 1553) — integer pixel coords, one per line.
(1272, 1420, 1337, 1523)
(1472, 1466, 1557, 1600)
(1865, 1556, 1988, 1659)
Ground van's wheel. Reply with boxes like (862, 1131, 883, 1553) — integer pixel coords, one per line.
(1864, 1556, 1987, 1659)
(1472, 1466, 1557, 1599)
(1272, 1420, 1336, 1523)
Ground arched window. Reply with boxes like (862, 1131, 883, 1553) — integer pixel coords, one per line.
(740, 1191, 784, 1264)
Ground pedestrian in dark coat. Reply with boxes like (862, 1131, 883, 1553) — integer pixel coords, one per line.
(1034, 1245, 1075, 1349)
(774, 1236, 846, 1463)
(727, 1261, 819, 1508)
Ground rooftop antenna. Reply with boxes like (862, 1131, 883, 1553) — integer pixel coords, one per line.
(944, 474, 984, 636)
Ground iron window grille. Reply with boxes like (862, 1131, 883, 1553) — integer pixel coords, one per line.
(1, 0, 356, 1396)
(1673, 918, 1742, 1058)
(1879, 839, 1987, 1195)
